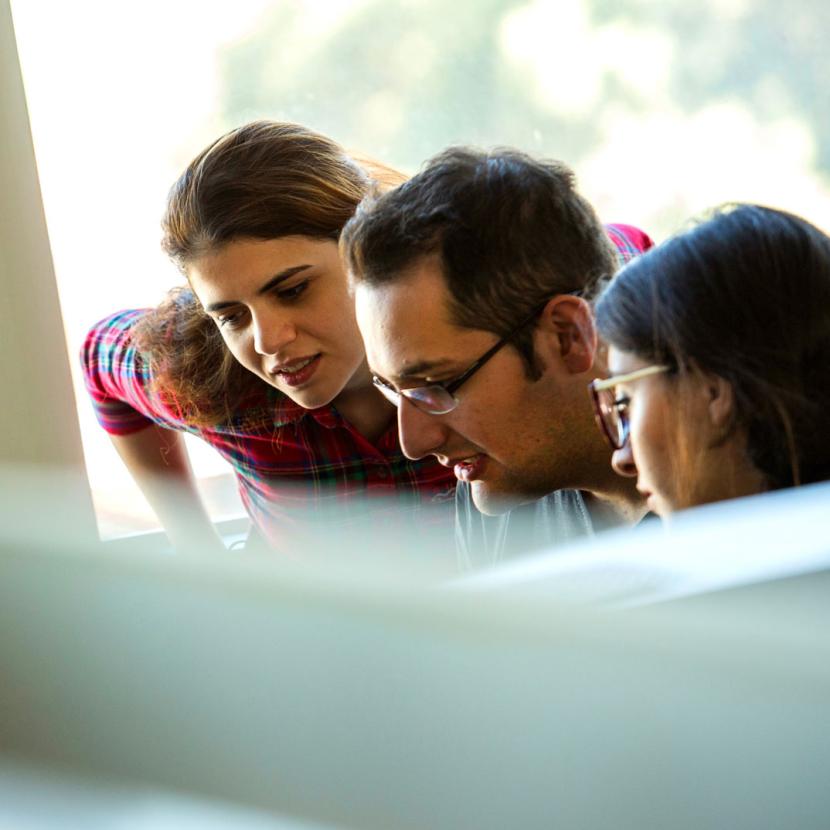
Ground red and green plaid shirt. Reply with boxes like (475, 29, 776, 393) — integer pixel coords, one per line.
(82, 311, 456, 553)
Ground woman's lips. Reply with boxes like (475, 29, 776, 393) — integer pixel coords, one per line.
(272, 354, 321, 387)
(453, 454, 487, 483)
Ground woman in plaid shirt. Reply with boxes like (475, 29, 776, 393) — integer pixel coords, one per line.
(82, 121, 456, 555)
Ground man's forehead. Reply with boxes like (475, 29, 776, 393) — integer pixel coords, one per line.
(354, 259, 456, 332)
(354, 264, 483, 379)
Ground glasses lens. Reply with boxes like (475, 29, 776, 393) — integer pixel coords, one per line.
(372, 377, 401, 407)
(402, 385, 457, 415)
(615, 403, 629, 448)
(595, 387, 627, 450)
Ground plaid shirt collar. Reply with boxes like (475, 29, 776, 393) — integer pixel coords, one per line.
(271, 394, 343, 430)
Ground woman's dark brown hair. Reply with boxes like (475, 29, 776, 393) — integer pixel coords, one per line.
(595, 203, 830, 490)
(135, 120, 401, 427)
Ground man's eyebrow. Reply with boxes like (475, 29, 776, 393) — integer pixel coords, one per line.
(204, 265, 312, 313)
(396, 358, 453, 379)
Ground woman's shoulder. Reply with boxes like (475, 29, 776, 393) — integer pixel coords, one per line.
(82, 290, 199, 365)
(86, 307, 151, 340)
(81, 308, 153, 374)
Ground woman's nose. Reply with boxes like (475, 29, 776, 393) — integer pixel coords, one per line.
(611, 440, 638, 478)
(252, 308, 297, 356)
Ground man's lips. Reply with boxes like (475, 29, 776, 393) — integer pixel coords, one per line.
(445, 454, 487, 483)
(269, 354, 321, 387)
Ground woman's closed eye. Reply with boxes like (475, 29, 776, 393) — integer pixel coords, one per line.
(275, 279, 310, 301)
(217, 309, 247, 329)
(214, 278, 309, 327)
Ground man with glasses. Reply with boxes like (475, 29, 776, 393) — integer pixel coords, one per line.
(341, 147, 652, 567)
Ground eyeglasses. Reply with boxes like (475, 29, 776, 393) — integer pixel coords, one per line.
(373, 299, 549, 415)
(589, 364, 670, 450)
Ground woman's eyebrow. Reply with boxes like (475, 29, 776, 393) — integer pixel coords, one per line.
(257, 264, 312, 296)
(205, 265, 312, 313)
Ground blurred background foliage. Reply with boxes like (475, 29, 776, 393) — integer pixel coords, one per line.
(219, 0, 830, 239)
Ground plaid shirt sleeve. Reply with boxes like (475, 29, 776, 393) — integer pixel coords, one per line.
(80, 309, 188, 436)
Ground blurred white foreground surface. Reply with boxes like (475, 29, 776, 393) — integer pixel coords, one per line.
(0, 470, 828, 829)
(457, 480, 830, 606)
(0, 758, 333, 830)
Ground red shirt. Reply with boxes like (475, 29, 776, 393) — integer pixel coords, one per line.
(81, 309, 456, 554)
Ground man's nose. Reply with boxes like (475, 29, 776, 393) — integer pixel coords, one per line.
(397, 397, 449, 460)
(611, 441, 638, 478)
(252, 307, 297, 356)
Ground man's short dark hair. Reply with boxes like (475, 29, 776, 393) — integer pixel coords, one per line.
(341, 146, 618, 376)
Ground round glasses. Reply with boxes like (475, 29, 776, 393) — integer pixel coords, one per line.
(372, 377, 459, 415)
(589, 364, 669, 450)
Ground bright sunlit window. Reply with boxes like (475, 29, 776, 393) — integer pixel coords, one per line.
(11, 0, 830, 537)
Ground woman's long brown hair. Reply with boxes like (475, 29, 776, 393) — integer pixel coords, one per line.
(134, 121, 403, 428)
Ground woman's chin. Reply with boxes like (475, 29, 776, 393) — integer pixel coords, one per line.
(281, 386, 336, 410)
(644, 491, 674, 518)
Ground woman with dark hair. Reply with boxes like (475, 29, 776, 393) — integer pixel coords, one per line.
(590, 204, 830, 517)
(81, 121, 454, 553)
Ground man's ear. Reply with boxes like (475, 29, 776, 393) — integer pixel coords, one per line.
(537, 296, 597, 374)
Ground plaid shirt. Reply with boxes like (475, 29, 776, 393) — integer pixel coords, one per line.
(82, 311, 457, 553)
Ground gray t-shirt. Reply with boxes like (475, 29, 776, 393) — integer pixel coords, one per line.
(455, 482, 594, 570)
